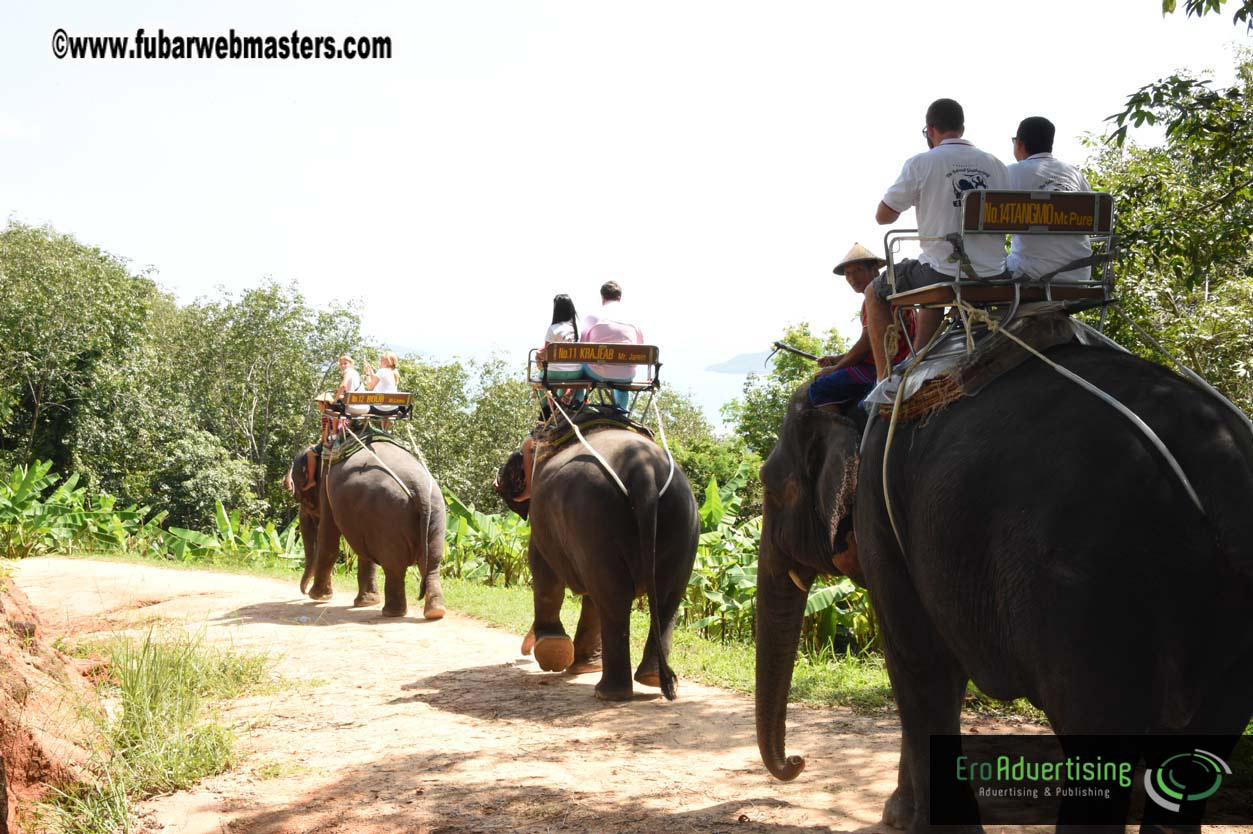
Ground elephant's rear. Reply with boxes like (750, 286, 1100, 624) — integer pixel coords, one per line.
(341, 443, 445, 572)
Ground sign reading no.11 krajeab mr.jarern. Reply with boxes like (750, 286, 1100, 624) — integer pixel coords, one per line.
(929, 734, 1253, 825)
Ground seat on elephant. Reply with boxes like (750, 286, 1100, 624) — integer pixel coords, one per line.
(527, 343, 661, 392)
(342, 390, 415, 419)
(868, 311, 1101, 423)
(884, 189, 1116, 314)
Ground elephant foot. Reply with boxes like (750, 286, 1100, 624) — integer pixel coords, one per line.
(593, 682, 633, 702)
(882, 786, 914, 830)
(565, 656, 603, 676)
(521, 629, 536, 656)
(633, 669, 674, 694)
(381, 604, 408, 618)
(533, 635, 574, 672)
(308, 583, 334, 601)
(353, 592, 381, 608)
(423, 599, 446, 620)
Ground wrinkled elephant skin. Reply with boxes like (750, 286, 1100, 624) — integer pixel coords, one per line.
(755, 344, 1253, 833)
(289, 442, 446, 619)
(497, 429, 699, 702)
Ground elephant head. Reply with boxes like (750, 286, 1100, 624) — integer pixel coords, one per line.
(493, 451, 530, 520)
(287, 447, 323, 595)
(756, 385, 863, 782)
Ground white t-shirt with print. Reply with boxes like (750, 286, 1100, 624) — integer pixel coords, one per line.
(543, 320, 581, 373)
(1006, 153, 1093, 282)
(882, 138, 1010, 278)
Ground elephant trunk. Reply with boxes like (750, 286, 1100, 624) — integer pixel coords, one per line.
(755, 553, 809, 782)
(296, 504, 319, 595)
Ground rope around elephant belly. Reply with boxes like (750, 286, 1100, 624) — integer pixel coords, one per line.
(339, 423, 415, 500)
(955, 300, 1205, 516)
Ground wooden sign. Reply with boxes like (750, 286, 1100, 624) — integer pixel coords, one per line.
(963, 190, 1113, 234)
(546, 343, 658, 365)
(345, 392, 413, 406)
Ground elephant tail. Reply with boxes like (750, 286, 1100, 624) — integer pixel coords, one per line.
(635, 476, 677, 701)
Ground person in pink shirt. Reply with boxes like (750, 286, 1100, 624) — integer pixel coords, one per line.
(580, 281, 643, 410)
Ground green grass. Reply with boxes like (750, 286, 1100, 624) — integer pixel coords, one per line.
(38, 629, 273, 834)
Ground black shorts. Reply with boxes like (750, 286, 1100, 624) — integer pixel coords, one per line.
(869, 258, 953, 302)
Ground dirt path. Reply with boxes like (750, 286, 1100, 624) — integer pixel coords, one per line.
(14, 558, 1038, 834)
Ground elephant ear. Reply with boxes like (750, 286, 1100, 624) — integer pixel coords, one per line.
(290, 449, 321, 518)
(802, 410, 860, 565)
(494, 453, 530, 520)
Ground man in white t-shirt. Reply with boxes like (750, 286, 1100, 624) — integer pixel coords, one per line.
(865, 98, 1010, 380)
(1007, 116, 1093, 283)
(581, 281, 643, 410)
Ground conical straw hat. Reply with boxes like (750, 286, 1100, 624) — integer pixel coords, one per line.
(833, 243, 887, 275)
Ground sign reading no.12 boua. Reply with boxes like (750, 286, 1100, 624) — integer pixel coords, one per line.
(547, 343, 657, 365)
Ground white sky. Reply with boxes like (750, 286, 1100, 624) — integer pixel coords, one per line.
(1, 1, 1245, 421)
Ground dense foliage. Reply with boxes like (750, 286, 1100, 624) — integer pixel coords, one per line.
(1089, 51, 1253, 413)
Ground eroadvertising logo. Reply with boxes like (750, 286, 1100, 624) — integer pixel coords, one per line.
(1143, 748, 1231, 812)
(929, 734, 1250, 825)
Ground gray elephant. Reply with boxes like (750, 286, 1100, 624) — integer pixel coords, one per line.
(754, 344, 1253, 832)
(287, 439, 446, 619)
(496, 428, 699, 701)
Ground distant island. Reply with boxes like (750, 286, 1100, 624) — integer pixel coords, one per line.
(705, 351, 773, 374)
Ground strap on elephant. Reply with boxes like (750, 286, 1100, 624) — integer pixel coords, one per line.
(878, 302, 1208, 556)
(336, 423, 414, 500)
(548, 395, 676, 501)
(955, 300, 1204, 515)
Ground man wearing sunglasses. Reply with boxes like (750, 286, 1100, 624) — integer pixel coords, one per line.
(864, 98, 1009, 381)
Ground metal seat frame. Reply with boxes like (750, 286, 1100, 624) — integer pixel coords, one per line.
(527, 342, 663, 419)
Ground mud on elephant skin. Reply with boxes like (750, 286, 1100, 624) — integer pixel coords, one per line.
(287, 442, 447, 620)
(495, 429, 700, 702)
(755, 344, 1253, 833)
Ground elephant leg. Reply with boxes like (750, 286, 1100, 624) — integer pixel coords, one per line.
(381, 564, 408, 618)
(635, 546, 690, 689)
(529, 543, 573, 672)
(880, 624, 975, 834)
(593, 591, 634, 701)
(566, 595, 603, 675)
(421, 527, 446, 620)
(307, 486, 341, 601)
(353, 557, 381, 607)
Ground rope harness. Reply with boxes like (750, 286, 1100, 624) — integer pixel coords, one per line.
(878, 303, 1209, 556)
(337, 423, 414, 500)
(547, 392, 676, 502)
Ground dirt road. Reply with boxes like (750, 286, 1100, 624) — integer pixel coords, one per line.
(15, 558, 1033, 834)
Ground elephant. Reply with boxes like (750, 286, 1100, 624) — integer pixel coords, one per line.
(287, 440, 447, 619)
(754, 342, 1253, 832)
(496, 427, 700, 701)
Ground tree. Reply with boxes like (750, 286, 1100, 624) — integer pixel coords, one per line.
(172, 282, 362, 513)
(722, 323, 847, 459)
(1088, 51, 1253, 414)
(1161, 0, 1253, 28)
(0, 222, 154, 470)
(401, 355, 536, 512)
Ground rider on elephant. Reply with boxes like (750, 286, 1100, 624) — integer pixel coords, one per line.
(811, 243, 915, 412)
